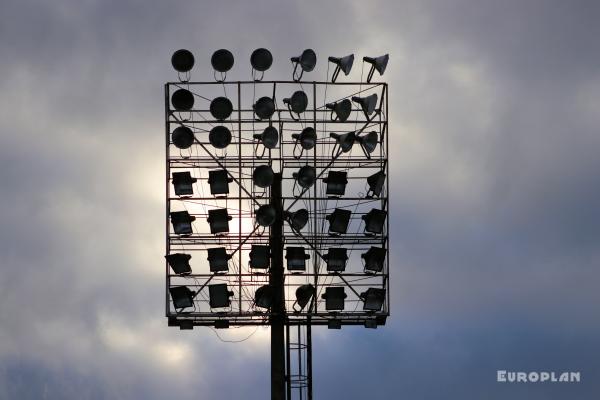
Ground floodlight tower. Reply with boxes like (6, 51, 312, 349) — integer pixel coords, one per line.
(164, 48, 390, 400)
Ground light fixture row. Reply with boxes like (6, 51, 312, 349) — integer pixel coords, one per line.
(169, 205, 386, 236)
(170, 89, 379, 122)
(166, 244, 386, 276)
(170, 282, 386, 313)
(171, 48, 389, 83)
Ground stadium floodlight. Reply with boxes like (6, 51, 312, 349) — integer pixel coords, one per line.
(294, 284, 315, 312)
(211, 49, 234, 80)
(172, 172, 196, 196)
(255, 285, 274, 309)
(352, 93, 378, 118)
(292, 127, 316, 159)
(363, 54, 389, 83)
(208, 125, 232, 149)
(326, 208, 352, 235)
(251, 48, 273, 80)
(253, 126, 279, 150)
(326, 99, 352, 122)
(284, 209, 309, 231)
(208, 169, 233, 196)
(364, 320, 378, 329)
(170, 286, 195, 309)
(170, 211, 195, 235)
(283, 90, 308, 118)
(292, 127, 317, 152)
(207, 208, 232, 234)
(286, 247, 310, 271)
(210, 97, 233, 120)
(361, 246, 386, 273)
(171, 49, 195, 73)
(330, 131, 356, 154)
(328, 54, 354, 83)
(254, 96, 276, 120)
(253, 165, 275, 188)
(362, 208, 387, 235)
(356, 131, 379, 157)
(249, 245, 270, 269)
(165, 253, 192, 275)
(256, 204, 277, 227)
(322, 287, 347, 311)
(293, 165, 316, 189)
(291, 49, 317, 81)
(366, 170, 386, 198)
(208, 284, 234, 308)
(171, 88, 194, 110)
(361, 288, 386, 311)
(207, 247, 230, 273)
(323, 248, 348, 272)
(171, 126, 195, 149)
(323, 171, 348, 197)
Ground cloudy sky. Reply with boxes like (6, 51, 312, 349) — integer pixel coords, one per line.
(1, 0, 599, 398)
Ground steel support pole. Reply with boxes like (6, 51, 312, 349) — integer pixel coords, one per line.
(270, 173, 286, 400)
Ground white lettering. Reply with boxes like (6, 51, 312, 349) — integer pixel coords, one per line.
(570, 372, 580, 382)
(497, 370, 507, 382)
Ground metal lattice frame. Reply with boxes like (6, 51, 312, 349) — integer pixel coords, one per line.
(165, 80, 389, 327)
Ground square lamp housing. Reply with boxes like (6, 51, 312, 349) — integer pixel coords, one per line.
(207, 208, 231, 234)
(249, 245, 270, 269)
(363, 209, 387, 235)
(170, 286, 194, 309)
(325, 247, 348, 272)
(208, 284, 233, 308)
(165, 253, 192, 275)
(208, 170, 231, 195)
(327, 208, 352, 234)
(362, 246, 386, 273)
(286, 247, 310, 271)
(207, 247, 229, 273)
(170, 211, 195, 235)
(362, 288, 386, 311)
(322, 287, 347, 311)
(324, 171, 348, 197)
(172, 171, 196, 196)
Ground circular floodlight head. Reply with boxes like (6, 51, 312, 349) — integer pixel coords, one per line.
(256, 204, 277, 227)
(283, 91, 308, 114)
(286, 209, 309, 231)
(358, 131, 379, 154)
(295, 284, 315, 311)
(172, 126, 195, 149)
(253, 165, 274, 188)
(293, 49, 317, 72)
(171, 89, 194, 110)
(209, 126, 232, 149)
(292, 127, 316, 150)
(326, 99, 352, 122)
(171, 49, 195, 72)
(293, 166, 316, 189)
(255, 285, 274, 309)
(254, 96, 275, 120)
(211, 49, 234, 72)
(262, 126, 279, 149)
(210, 97, 233, 120)
(251, 48, 273, 72)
